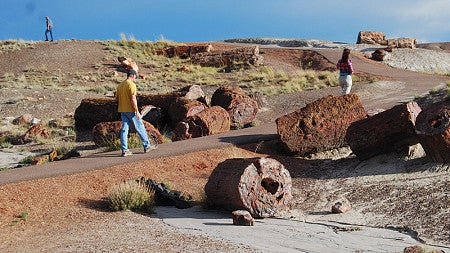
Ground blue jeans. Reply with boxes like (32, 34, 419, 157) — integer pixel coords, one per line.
(45, 29, 53, 41)
(120, 112, 150, 152)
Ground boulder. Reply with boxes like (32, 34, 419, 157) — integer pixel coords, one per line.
(357, 31, 387, 45)
(92, 120, 163, 147)
(415, 103, 450, 162)
(168, 98, 207, 127)
(74, 98, 119, 131)
(346, 102, 421, 160)
(211, 85, 258, 128)
(388, 38, 417, 49)
(276, 94, 366, 156)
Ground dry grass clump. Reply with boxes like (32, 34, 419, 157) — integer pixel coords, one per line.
(107, 179, 156, 213)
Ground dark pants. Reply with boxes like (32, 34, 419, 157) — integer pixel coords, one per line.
(45, 29, 53, 41)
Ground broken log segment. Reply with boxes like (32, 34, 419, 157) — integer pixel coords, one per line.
(211, 85, 258, 128)
(415, 103, 450, 162)
(346, 101, 421, 160)
(276, 94, 367, 156)
(92, 121, 163, 147)
(191, 46, 262, 67)
(172, 106, 230, 141)
(74, 98, 119, 131)
(204, 157, 292, 218)
(168, 98, 208, 127)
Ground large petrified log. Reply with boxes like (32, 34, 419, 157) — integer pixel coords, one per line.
(156, 44, 213, 59)
(346, 102, 421, 160)
(357, 31, 387, 45)
(191, 46, 263, 67)
(172, 106, 230, 141)
(92, 120, 163, 147)
(387, 38, 417, 49)
(168, 98, 208, 127)
(204, 157, 292, 218)
(276, 94, 366, 156)
(74, 98, 119, 131)
(211, 85, 258, 128)
(415, 103, 450, 162)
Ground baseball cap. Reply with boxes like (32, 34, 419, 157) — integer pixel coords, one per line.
(128, 69, 138, 77)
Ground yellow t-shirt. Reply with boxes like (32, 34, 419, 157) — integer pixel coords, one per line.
(116, 79, 137, 112)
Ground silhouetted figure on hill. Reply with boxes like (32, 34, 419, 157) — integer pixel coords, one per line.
(45, 16, 53, 41)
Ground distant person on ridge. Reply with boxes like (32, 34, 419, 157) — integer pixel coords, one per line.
(45, 16, 53, 41)
(336, 48, 354, 95)
(115, 69, 156, 157)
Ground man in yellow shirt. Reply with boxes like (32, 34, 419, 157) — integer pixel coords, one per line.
(116, 69, 155, 156)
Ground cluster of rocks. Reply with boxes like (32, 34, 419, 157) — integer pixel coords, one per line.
(357, 30, 418, 61)
(75, 84, 259, 147)
(1, 113, 79, 166)
(276, 94, 450, 163)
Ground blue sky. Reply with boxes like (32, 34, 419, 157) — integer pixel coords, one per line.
(1, 0, 449, 43)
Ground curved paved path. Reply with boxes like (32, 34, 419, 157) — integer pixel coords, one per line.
(1, 48, 448, 185)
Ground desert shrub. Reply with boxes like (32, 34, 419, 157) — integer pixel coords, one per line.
(107, 179, 155, 213)
(103, 134, 143, 152)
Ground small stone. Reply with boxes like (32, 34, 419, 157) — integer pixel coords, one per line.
(232, 210, 254, 226)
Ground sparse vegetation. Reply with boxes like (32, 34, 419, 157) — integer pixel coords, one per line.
(107, 179, 155, 213)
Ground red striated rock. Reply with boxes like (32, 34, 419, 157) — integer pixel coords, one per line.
(205, 157, 292, 218)
(211, 85, 258, 128)
(74, 98, 118, 131)
(92, 120, 163, 147)
(172, 106, 230, 141)
(415, 103, 450, 162)
(276, 94, 366, 156)
(346, 102, 422, 160)
(168, 98, 207, 127)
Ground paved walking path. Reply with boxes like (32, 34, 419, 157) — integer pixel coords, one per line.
(1, 48, 448, 185)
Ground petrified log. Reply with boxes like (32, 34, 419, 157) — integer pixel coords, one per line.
(204, 157, 292, 218)
(117, 56, 139, 72)
(156, 44, 212, 59)
(74, 98, 119, 131)
(357, 31, 387, 45)
(346, 101, 421, 160)
(211, 85, 258, 128)
(415, 104, 450, 162)
(276, 94, 366, 156)
(92, 120, 163, 147)
(191, 46, 262, 67)
(387, 38, 417, 49)
(172, 106, 230, 141)
(168, 98, 208, 127)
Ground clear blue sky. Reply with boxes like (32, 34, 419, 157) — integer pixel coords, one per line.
(1, 0, 449, 43)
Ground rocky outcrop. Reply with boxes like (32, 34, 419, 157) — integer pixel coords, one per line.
(388, 38, 417, 49)
(357, 31, 387, 45)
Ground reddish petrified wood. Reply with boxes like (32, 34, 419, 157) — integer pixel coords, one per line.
(211, 85, 258, 128)
(92, 121, 163, 147)
(276, 94, 367, 156)
(415, 103, 450, 162)
(232, 210, 254, 226)
(204, 157, 292, 218)
(74, 98, 119, 131)
(168, 98, 207, 127)
(346, 101, 422, 160)
(191, 46, 262, 67)
(172, 106, 230, 141)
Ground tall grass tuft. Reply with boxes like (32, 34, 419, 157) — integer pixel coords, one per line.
(107, 179, 155, 213)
